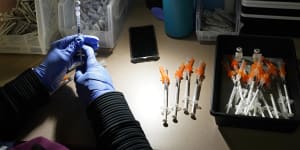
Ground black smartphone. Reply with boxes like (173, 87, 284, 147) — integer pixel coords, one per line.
(129, 25, 160, 63)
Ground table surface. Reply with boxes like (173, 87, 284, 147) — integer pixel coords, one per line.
(1, 0, 300, 150)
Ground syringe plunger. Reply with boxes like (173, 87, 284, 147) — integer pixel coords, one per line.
(75, 0, 81, 35)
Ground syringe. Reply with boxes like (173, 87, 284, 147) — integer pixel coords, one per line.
(159, 66, 170, 127)
(75, 0, 83, 63)
(183, 58, 195, 115)
(172, 63, 185, 123)
(190, 61, 206, 120)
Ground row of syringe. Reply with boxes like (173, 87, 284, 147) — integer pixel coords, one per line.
(159, 58, 206, 127)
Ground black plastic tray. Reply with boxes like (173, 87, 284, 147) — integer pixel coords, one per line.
(211, 35, 300, 131)
(240, 1, 300, 37)
(240, 15, 300, 37)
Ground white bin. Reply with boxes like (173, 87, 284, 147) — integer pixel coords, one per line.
(0, 0, 61, 54)
(196, 0, 241, 42)
(58, 0, 129, 48)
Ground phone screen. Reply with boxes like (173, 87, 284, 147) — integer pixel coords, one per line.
(129, 25, 160, 63)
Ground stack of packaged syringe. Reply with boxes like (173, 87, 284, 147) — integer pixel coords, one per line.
(223, 48, 294, 119)
(0, 0, 60, 54)
(78, 0, 109, 31)
(0, 0, 36, 36)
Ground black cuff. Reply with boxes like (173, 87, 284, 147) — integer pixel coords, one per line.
(0, 69, 50, 140)
(3, 68, 50, 114)
(87, 92, 136, 135)
(87, 92, 152, 149)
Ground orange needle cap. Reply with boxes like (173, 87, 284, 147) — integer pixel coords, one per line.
(185, 58, 195, 74)
(195, 62, 206, 76)
(175, 63, 185, 80)
(279, 62, 286, 79)
(159, 66, 170, 84)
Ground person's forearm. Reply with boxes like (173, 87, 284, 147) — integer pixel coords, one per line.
(87, 92, 152, 150)
(0, 68, 49, 140)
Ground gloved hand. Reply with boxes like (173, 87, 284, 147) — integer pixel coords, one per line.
(34, 35, 99, 93)
(75, 45, 114, 104)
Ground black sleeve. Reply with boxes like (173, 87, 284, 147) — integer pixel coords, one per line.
(86, 92, 153, 150)
(0, 69, 50, 140)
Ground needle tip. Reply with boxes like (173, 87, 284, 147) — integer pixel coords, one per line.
(191, 114, 196, 120)
(163, 122, 168, 127)
(172, 117, 178, 123)
(184, 110, 189, 115)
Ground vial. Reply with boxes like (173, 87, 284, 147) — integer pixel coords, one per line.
(235, 47, 243, 62)
(252, 48, 262, 62)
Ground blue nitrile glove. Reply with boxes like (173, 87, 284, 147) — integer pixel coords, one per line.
(75, 45, 114, 103)
(34, 35, 99, 93)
